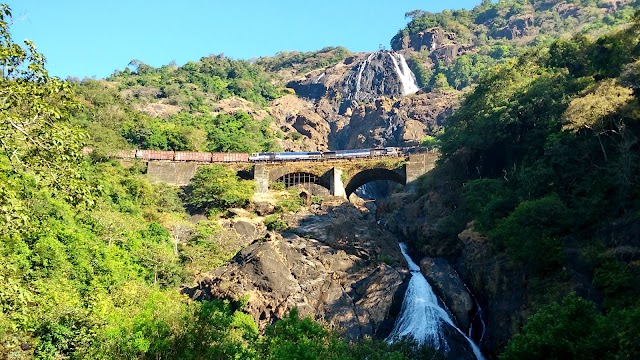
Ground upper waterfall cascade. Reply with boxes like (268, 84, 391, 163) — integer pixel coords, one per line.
(354, 52, 376, 101)
(388, 52, 420, 95)
(352, 51, 420, 101)
(388, 243, 485, 360)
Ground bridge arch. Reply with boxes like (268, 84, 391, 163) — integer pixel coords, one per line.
(344, 168, 406, 198)
(274, 171, 331, 191)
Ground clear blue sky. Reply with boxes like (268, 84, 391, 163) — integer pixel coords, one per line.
(9, 1, 481, 79)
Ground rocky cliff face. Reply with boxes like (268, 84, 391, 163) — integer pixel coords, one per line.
(183, 204, 410, 340)
(267, 50, 459, 150)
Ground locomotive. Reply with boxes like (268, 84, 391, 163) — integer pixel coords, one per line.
(112, 147, 402, 163)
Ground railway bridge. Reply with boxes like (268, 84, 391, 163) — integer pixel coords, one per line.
(137, 152, 438, 198)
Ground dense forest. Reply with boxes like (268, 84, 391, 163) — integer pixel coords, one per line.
(2, 0, 640, 359)
(409, 9, 640, 359)
(399, 0, 639, 91)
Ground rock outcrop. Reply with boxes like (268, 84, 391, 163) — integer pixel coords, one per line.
(420, 257, 474, 330)
(492, 14, 535, 40)
(184, 205, 410, 339)
(391, 28, 457, 52)
(271, 51, 460, 150)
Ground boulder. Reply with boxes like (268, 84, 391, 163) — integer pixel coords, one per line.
(420, 257, 474, 330)
(254, 201, 275, 216)
(233, 220, 257, 240)
(392, 28, 457, 52)
(228, 208, 251, 218)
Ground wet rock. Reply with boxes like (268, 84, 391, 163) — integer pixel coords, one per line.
(420, 257, 474, 331)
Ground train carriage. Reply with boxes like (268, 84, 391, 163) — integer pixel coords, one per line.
(213, 152, 250, 162)
(118, 147, 404, 163)
(136, 150, 174, 160)
(116, 150, 137, 159)
(174, 151, 212, 162)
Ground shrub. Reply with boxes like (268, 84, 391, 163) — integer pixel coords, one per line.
(264, 215, 288, 232)
(187, 165, 255, 213)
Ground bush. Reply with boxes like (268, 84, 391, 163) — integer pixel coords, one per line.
(264, 215, 288, 231)
(187, 165, 255, 213)
(501, 294, 615, 360)
(274, 190, 304, 214)
(270, 182, 286, 191)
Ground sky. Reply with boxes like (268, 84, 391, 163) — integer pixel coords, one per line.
(9, 1, 481, 79)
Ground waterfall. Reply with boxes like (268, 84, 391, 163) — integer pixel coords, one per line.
(465, 283, 486, 344)
(388, 52, 420, 96)
(388, 243, 485, 360)
(354, 52, 376, 101)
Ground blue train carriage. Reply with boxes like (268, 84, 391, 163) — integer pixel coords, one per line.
(384, 147, 401, 156)
(249, 151, 322, 161)
(333, 149, 371, 159)
(274, 152, 322, 161)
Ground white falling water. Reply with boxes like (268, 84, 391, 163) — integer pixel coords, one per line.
(354, 52, 376, 101)
(388, 52, 420, 96)
(388, 243, 485, 360)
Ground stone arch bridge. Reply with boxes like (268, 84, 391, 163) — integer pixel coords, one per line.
(142, 153, 438, 198)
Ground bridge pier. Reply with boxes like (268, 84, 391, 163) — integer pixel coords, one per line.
(330, 167, 346, 198)
(405, 152, 439, 192)
(254, 164, 269, 194)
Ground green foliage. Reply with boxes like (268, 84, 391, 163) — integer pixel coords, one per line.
(111, 54, 282, 106)
(593, 259, 640, 311)
(500, 294, 638, 360)
(269, 181, 286, 190)
(257, 308, 424, 360)
(274, 189, 305, 214)
(0, 5, 88, 207)
(490, 195, 568, 273)
(395, 0, 638, 53)
(187, 165, 255, 213)
(442, 53, 497, 90)
(206, 112, 276, 153)
(419, 135, 439, 148)
(264, 215, 288, 232)
(256, 47, 352, 74)
(260, 308, 347, 360)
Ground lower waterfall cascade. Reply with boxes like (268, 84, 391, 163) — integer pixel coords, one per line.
(387, 243, 485, 360)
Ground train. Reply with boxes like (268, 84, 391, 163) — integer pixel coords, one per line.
(248, 147, 401, 161)
(108, 147, 402, 163)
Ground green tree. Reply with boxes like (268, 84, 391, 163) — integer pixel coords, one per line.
(501, 294, 615, 360)
(187, 165, 255, 213)
(0, 4, 87, 203)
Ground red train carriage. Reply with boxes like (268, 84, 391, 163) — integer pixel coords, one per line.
(174, 151, 212, 162)
(211, 152, 249, 162)
(135, 150, 174, 160)
(116, 150, 137, 159)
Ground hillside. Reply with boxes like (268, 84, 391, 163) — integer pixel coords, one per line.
(2, 1, 640, 359)
(70, 0, 639, 158)
(382, 10, 640, 357)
